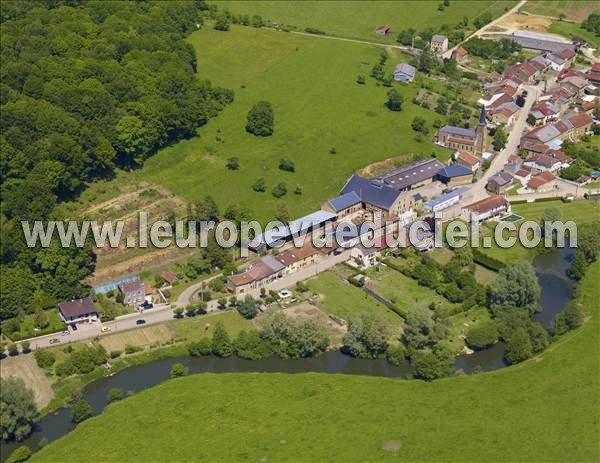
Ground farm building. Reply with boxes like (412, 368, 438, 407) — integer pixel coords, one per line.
(393, 63, 416, 82)
(373, 158, 444, 192)
(436, 164, 473, 187)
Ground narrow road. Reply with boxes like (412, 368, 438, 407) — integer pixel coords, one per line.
(175, 273, 222, 308)
(288, 30, 412, 51)
(470, 82, 541, 202)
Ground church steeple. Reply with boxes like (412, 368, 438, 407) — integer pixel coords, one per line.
(478, 105, 487, 126)
(475, 106, 486, 155)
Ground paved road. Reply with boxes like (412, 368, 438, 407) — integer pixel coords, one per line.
(25, 304, 173, 350)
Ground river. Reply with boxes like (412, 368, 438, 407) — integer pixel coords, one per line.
(0, 247, 574, 460)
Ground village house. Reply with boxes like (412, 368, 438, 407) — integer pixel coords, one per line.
(521, 112, 593, 146)
(436, 164, 473, 187)
(374, 25, 391, 35)
(576, 95, 599, 116)
(119, 280, 146, 306)
(430, 34, 448, 54)
(161, 271, 178, 288)
(486, 172, 513, 194)
(393, 63, 416, 82)
(454, 150, 481, 172)
(490, 102, 520, 126)
(452, 46, 468, 64)
(513, 168, 532, 185)
(276, 245, 320, 275)
(561, 76, 588, 97)
(524, 153, 562, 172)
(526, 171, 557, 193)
(58, 297, 99, 326)
(529, 101, 560, 126)
(350, 236, 389, 269)
(587, 63, 600, 85)
(423, 187, 468, 213)
(227, 255, 284, 295)
(544, 48, 575, 73)
(461, 195, 511, 222)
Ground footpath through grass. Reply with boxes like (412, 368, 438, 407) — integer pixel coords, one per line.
(33, 261, 600, 462)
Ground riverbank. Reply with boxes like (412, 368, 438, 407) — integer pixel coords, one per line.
(29, 260, 599, 462)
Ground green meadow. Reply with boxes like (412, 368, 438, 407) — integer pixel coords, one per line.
(135, 24, 449, 224)
(548, 19, 600, 49)
(33, 260, 600, 462)
(210, 1, 516, 43)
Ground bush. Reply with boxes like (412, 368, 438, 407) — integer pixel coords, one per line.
(552, 303, 583, 336)
(124, 345, 141, 355)
(170, 363, 188, 378)
(235, 330, 272, 360)
(504, 328, 532, 364)
(237, 295, 259, 319)
(246, 101, 274, 136)
(70, 399, 92, 424)
(187, 338, 211, 356)
(33, 349, 55, 369)
(386, 344, 406, 366)
(6, 446, 31, 463)
(211, 322, 234, 357)
(465, 320, 498, 349)
(279, 158, 295, 172)
(109, 350, 122, 359)
(107, 388, 124, 403)
(271, 182, 287, 198)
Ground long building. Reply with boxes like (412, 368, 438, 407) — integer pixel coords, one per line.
(495, 33, 576, 53)
(373, 158, 444, 192)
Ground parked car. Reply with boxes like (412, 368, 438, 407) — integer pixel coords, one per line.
(101, 326, 111, 333)
(136, 319, 146, 325)
(61, 331, 70, 336)
(49, 338, 59, 344)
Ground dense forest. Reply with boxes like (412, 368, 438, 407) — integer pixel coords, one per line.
(0, 1, 233, 319)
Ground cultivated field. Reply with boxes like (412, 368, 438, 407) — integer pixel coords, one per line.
(0, 355, 54, 408)
(521, 1, 600, 21)
(210, 1, 517, 43)
(135, 24, 449, 224)
(98, 324, 176, 353)
(33, 261, 600, 462)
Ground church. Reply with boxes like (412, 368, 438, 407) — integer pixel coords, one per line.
(435, 107, 487, 155)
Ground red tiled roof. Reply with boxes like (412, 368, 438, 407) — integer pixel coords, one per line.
(465, 195, 509, 214)
(456, 151, 480, 166)
(228, 259, 277, 287)
(162, 271, 177, 283)
(276, 246, 319, 267)
(568, 112, 593, 128)
(515, 169, 530, 177)
(448, 137, 474, 146)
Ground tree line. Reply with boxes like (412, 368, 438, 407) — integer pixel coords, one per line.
(0, 1, 233, 320)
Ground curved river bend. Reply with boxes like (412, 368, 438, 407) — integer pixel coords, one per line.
(0, 248, 574, 460)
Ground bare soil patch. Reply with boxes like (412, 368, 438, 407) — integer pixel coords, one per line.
(0, 355, 54, 408)
(98, 324, 176, 352)
(493, 13, 553, 34)
(382, 440, 402, 452)
(357, 154, 413, 178)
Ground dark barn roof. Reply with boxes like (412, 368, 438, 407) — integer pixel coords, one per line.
(341, 175, 401, 210)
(59, 297, 98, 319)
(374, 158, 444, 191)
(327, 191, 362, 212)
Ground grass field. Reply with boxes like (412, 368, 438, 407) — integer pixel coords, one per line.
(429, 247, 497, 284)
(522, 1, 599, 21)
(477, 199, 600, 264)
(366, 265, 457, 313)
(306, 270, 402, 327)
(169, 310, 253, 341)
(135, 24, 450, 224)
(210, 1, 516, 43)
(32, 260, 600, 462)
(548, 19, 600, 49)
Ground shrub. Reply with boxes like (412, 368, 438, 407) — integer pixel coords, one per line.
(211, 322, 234, 357)
(271, 182, 287, 198)
(33, 349, 55, 369)
(6, 446, 31, 463)
(107, 388, 124, 403)
(187, 338, 211, 356)
(386, 344, 406, 366)
(170, 363, 188, 378)
(109, 350, 122, 359)
(246, 101, 274, 136)
(279, 158, 295, 172)
(124, 345, 141, 355)
(237, 295, 259, 319)
(235, 330, 272, 360)
(465, 320, 498, 349)
(70, 399, 92, 424)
